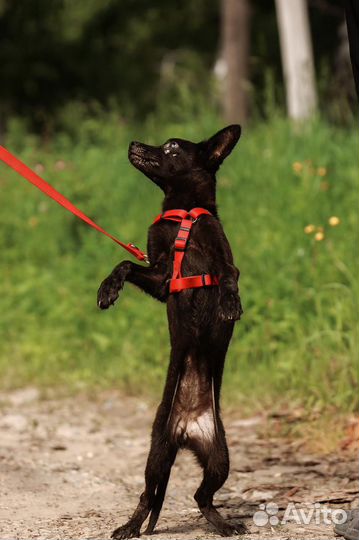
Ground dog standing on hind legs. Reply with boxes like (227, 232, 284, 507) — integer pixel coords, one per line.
(97, 124, 246, 538)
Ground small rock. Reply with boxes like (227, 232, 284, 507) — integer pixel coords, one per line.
(230, 416, 263, 428)
(59, 514, 73, 520)
(1, 414, 28, 431)
(9, 387, 39, 406)
(137, 401, 148, 412)
(56, 425, 82, 438)
(51, 444, 67, 451)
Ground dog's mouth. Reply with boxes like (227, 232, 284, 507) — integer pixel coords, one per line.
(129, 142, 160, 169)
(129, 151, 160, 168)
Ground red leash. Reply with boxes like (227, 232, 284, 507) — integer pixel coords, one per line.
(0, 145, 219, 293)
(0, 145, 148, 263)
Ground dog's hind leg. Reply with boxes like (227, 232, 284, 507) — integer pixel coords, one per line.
(193, 419, 247, 537)
(111, 408, 177, 539)
(143, 466, 171, 535)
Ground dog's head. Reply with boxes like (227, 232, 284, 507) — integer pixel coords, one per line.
(128, 125, 241, 191)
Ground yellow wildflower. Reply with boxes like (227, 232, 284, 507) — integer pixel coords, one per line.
(292, 161, 303, 174)
(317, 167, 327, 177)
(315, 231, 325, 241)
(304, 224, 315, 234)
(329, 216, 340, 227)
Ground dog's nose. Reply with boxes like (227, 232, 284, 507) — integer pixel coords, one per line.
(129, 141, 142, 156)
(128, 141, 143, 161)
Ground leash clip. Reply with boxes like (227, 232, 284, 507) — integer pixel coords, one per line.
(128, 243, 150, 265)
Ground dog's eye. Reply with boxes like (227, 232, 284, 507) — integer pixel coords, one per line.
(163, 141, 179, 156)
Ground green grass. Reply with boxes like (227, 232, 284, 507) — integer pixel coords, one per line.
(0, 113, 358, 413)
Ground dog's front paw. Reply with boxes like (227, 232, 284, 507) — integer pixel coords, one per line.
(97, 277, 121, 309)
(218, 292, 243, 321)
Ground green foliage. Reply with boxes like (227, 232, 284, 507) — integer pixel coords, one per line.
(0, 0, 351, 129)
(0, 0, 219, 127)
(0, 112, 357, 414)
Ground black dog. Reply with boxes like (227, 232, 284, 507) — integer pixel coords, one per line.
(97, 125, 245, 538)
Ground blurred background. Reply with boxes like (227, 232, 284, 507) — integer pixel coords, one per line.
(0, 0, 357, 420)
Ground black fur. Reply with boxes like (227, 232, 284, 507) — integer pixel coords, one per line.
(98, 125, 246, 538)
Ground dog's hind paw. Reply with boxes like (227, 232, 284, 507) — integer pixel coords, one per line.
(232, 521, 248, 535)
(218, 292, 243, 322)
(111, 522, 141, 539)
(217, 521, 247, 536)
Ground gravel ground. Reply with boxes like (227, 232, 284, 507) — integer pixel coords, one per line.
(0, 388, 357, 540)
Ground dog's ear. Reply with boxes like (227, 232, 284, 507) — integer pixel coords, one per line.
(202, 125, 241, 170)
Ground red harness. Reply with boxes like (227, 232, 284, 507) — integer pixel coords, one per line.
(0, 145, 219, 294)
(153, 208, 219, 293)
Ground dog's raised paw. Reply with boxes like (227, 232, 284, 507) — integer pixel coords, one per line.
(97, 279, 120, 310)
(218, 293, 243, 321)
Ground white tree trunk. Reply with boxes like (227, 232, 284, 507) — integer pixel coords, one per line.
(275, 0, 317, 120)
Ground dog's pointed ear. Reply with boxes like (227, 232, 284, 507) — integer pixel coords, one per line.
(202, 125, 241, 170)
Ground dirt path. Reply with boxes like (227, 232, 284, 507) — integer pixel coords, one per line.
(0, 388, 357, 540)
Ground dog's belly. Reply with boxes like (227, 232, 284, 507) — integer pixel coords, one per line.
(174, 410, 215, 444)
(170, 354, 215, 446)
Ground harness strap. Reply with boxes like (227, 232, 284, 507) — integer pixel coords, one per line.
(155, 208, 219, 293)
(170, 274, 219, 293)
(153, 209, 188, 224)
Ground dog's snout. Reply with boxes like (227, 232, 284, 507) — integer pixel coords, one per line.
(129, 141, 142, 161)
(128, 140, 161, 178)
(129, 141, 144, 157)
(129, 141, 139, 151)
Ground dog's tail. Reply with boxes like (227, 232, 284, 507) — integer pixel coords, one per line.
(144, 468, 172, 535)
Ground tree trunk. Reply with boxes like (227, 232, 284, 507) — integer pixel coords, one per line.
(345, 0, 359, 99)
(220, 0, 251, 124)
(275, 0, 317, 120)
